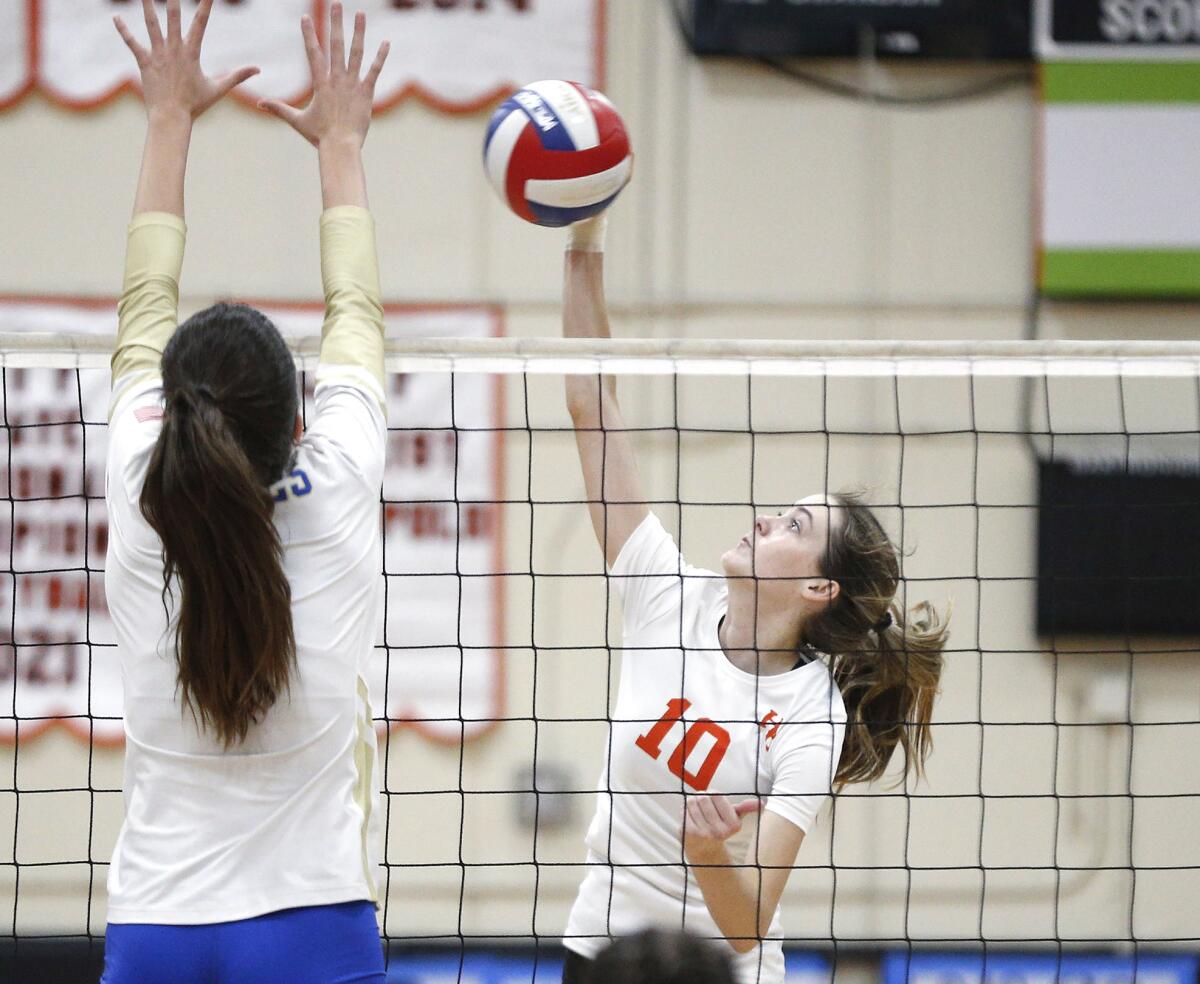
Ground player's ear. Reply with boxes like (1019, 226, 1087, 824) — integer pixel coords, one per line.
(806, 578, 839, 606)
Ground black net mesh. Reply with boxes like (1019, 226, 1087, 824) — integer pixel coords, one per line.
(2, 353, 1199, 982)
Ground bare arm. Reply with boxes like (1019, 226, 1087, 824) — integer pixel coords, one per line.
(129, 114, 191, 220)
(260, 4, 391, 403)
(563, 221, 649, 568)
(115, 0, 259, 219)
(683, 797, 806, 954)
(111, 0, 257, 395)
(318, 140, 369, 211)
(259, 4, 389, 211)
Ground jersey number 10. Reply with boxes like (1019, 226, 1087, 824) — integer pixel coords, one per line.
(635, 698, 731, 792)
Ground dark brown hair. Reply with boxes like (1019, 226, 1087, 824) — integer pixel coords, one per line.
(589, 929, 735, 984)
(140, 303, 298, 747)
(803, 491, 949, 786)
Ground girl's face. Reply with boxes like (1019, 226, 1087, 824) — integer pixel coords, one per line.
(721, 493, 842, 613)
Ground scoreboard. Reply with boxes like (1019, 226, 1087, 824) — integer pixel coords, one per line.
(673, 0, 1033, 60)
(670, 1, 1200, 298)
(1037, 0, 1200, 58)
(674, 1, 1200, 61)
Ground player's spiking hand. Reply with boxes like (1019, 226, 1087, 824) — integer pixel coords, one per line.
(114, 0, 259, 124)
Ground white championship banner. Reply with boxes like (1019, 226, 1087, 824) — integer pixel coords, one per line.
(19, 0, 603, 113)
(0, 0, 32, 111)
(0, 298, 506, 746)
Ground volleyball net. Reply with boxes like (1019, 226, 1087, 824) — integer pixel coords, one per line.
(3, 332, 1200, 981)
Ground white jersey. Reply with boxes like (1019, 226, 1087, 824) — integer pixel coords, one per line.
(104, 370, 385, 925)
(103, 207, 387, 925)
(565, 514, 847, 984)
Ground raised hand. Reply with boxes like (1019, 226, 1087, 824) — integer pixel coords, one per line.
(259, 4, 391, 149)
(114, 0, 259, 122)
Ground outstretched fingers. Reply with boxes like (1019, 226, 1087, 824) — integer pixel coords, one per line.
(363, 41, 390, 92)
(214, 66, 261, 101)
(329, 3, 346, 73)
(165, 0, 182, 43)
(300, 15, 325, 83)
(259, 99, 304, 129)
(113, 16, 149, 66)
(186, 0, 215, 51)
(347, 11, 365, 77)
(140, 0, 163, 48)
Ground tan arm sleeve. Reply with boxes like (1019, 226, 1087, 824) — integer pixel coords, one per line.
(112, 212, 186, 394)
(318, 206, 386, 407)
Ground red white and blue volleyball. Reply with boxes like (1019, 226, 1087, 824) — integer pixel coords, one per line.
(484, 80, 633, 228)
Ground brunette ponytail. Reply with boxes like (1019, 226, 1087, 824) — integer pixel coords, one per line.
(803, 492, 949, 786)
(139, 304, 298, 747)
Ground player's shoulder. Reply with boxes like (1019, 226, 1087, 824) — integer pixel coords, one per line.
(786, 654, 847, 720)
(301, 380, 387, 487)
(107, 378, 164, 490)
(275, 440, 362, 504)
(310, 375, 387, 440)
(611, 512, 676, 576)
(110, 373, 162, 422)
(681, 561, 725, 610)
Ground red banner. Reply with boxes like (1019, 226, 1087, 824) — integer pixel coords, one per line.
(0, 297, 507, 747)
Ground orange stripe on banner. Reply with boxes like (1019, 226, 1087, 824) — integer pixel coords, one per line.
(12, 717, 126, 749)
(36, 79, 141, 114)
(0, 293, 117, 311)
(374, 81, 515, 117)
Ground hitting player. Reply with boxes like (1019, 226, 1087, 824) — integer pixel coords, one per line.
(558, 213, 948, 984)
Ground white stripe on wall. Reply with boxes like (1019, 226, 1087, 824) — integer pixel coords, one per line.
(1044, 106, 1200, 248)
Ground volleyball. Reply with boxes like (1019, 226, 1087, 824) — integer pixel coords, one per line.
(483, 80, 633, 228)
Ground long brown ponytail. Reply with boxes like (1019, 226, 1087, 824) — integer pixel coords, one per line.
(139, 304, 299, 747)
(802, 492, 949, 786)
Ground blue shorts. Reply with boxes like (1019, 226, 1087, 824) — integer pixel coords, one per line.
(101, 901, 385, 984)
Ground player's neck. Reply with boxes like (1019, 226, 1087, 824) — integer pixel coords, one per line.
(718, 596, 801, 676)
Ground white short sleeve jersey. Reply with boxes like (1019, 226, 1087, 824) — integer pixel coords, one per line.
(103, 371, 385, 925)
(564, 514, 847, 984)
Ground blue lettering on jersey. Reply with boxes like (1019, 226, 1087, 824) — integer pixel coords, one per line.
(273, 468, 313, 503)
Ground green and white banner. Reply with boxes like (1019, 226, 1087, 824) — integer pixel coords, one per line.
(1037, 3, 1200, 298)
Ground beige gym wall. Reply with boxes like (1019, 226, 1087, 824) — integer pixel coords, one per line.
(1, 0, 1197, 955)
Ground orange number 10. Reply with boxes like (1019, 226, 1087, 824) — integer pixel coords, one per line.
(635, 698, 731, 792)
